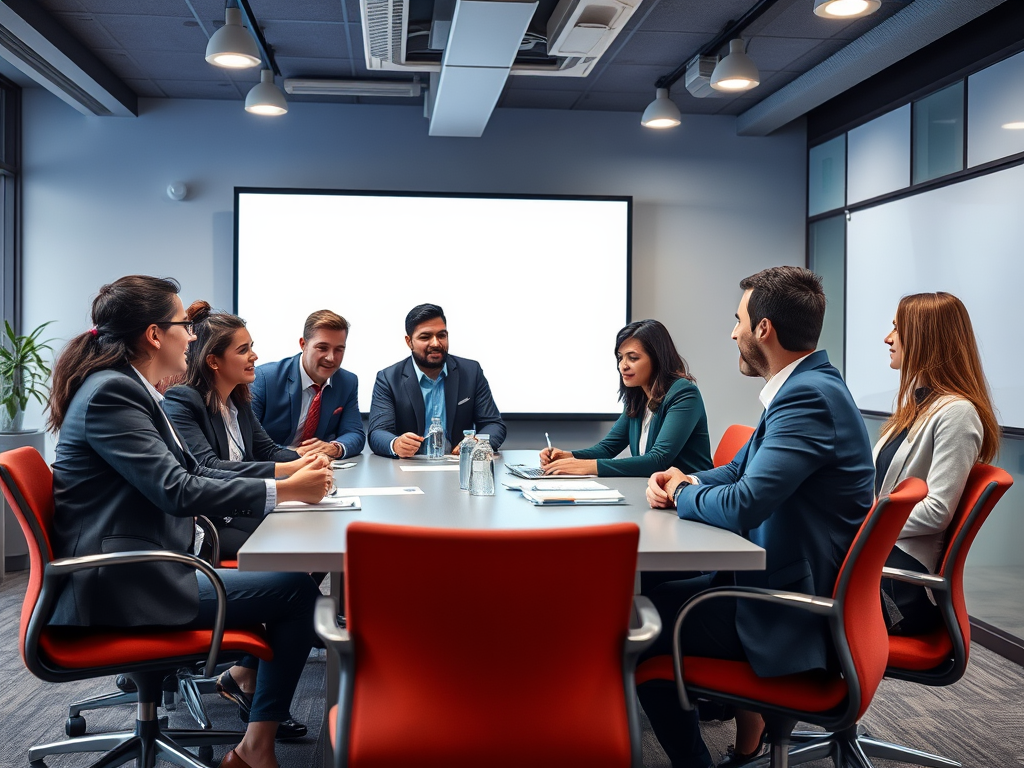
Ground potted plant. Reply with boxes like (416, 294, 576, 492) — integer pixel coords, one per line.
(0, 320, 54, 433)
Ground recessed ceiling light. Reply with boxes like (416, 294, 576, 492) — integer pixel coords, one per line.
(1001, 121, 1024, 130)
(813, 0, 882, 19)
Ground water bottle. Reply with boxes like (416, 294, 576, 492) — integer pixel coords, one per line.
(427, 416, 445, 460)
(458, 429, 477, 490)
(469, 435, 495, 496)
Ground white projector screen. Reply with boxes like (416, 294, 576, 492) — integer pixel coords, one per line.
(235, 189, 631, 416)
(845, 162, 1024, 431)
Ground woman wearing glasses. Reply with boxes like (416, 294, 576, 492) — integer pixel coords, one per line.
(47, 276, 332, 768)
(163, 300, 322, 561)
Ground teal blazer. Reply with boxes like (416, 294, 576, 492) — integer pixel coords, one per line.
(572, 378, 713, 478)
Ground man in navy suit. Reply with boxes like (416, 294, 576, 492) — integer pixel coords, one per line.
(641, 267, 875, 768)
(252, 310, 365, 460)
(368, 303, 506, 458)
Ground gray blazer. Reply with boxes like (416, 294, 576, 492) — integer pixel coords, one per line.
(873, 396, 983, 572)
(50, 367, 267, 627)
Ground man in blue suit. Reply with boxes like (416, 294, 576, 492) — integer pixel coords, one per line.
(368, 303, 506, 458)
(252, 310, 365, 460)
(641, 266, 875, 768)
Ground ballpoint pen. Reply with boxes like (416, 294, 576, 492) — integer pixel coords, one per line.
(545, 432, 552, 451)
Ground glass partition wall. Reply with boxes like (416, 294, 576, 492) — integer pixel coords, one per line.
(807, 47, 1024, 657)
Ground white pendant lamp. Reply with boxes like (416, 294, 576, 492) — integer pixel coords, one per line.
(206, 7, 261, 69)
(813, 0, 881, 19)
(245, 70, 288, 116)
(641, 88, 681, 129)
(710, 39, 759, 92)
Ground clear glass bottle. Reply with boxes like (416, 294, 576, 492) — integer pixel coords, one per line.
(458, 429, 477, 490)
(469, 435, 495, 496)
(427, 416, 445, 460)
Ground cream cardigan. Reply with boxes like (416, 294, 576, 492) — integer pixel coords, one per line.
(872, 396, 983, 572)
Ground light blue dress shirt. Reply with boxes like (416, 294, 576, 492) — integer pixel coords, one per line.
(414, 360, 448, 439)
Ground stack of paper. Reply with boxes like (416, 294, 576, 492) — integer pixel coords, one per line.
(275, 496, 361, 511)
(502, 479, 610, 491)
(520, 489, 625, 506)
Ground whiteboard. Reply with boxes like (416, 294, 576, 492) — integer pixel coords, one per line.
(235, 190, 630, 416)
(845, 163, 1023, 429)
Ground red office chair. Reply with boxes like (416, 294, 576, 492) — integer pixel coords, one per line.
(713, 424, 755, 469)
(783, 463, 1013, 768)
(0, 446, 269, 767)
(636, 477, 928, 768)
(315, 521, 661, 768)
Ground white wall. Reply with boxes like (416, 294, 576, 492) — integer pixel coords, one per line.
(20, 89, 807, 452)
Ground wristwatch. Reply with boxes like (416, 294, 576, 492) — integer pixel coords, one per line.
(672, 478, 692, 506)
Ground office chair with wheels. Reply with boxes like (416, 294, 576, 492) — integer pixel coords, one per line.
(315, 521, 661, 768)
(636, 477, 928, 768)
(713, 424, 756, 469)
(0, 446, 267, 767)
(783, 463, 1013, 768)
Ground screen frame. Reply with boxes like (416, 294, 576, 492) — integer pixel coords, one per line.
(233, 186, 633, 420)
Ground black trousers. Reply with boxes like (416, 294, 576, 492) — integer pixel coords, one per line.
(881, 546, 943, 636)
(638, 572, 747, 768)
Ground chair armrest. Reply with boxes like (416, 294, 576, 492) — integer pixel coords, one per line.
(314, 596, 353, 768)
(881, 566, 947, 590)
(671, 586, 836, 711)
(195, 515, 221, 566)
(626, 595, 661, 657)
(44, 550, 228, 678)
(314, 596, 351, 653)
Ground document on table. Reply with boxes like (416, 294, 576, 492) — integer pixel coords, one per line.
(399, 465, 461, 472)
(331, 486, 425, 496)
(520, 489, 626, 506)
(275, 496, 361, 511)
(502, 479, 610, 491)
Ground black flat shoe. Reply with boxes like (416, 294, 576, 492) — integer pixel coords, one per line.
(717, 728, 769, 768)
(216, 671, 308, 740)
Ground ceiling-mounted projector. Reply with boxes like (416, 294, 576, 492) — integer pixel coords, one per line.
(685, 54, 726, 98)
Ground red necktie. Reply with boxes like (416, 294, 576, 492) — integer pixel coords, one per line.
(301, 384, 322, 442)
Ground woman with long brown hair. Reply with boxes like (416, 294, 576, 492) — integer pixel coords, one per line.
(48, 276, 333, 768)
(875, 291, 999, 634)
(539, 319, 713, 477)
(163, 301, 317, 559)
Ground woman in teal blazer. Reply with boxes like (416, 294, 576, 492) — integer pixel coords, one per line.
(540, 320, 713, 477)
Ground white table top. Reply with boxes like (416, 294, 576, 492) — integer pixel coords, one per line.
(237, 449, 765, 573)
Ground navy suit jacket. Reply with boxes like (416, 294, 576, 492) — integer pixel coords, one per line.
(251, 353, 365, 458)
(50, 367, 267, 628)
(675, 350, 874, 677)
(368, 355, 506, 457)
(163, 385, 299, 479)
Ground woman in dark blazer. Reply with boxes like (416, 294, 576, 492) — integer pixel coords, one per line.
(540, 319, 713, 477)
(163, 301, 315, 559)
(48, 276, 333, 768)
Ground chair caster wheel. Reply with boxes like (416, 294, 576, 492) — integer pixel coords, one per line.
(198, 745, 214, 764)
(66, 715, 87, 737)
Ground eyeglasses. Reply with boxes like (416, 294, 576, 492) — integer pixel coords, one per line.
(160, 321, 195, 335)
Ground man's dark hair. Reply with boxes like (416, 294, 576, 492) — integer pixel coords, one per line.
(405, 304, 446, 337)
(739, 266, 825, 352)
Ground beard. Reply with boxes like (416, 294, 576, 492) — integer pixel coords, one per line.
(737, 336, 769, 379)
(412, 347, 448, 372)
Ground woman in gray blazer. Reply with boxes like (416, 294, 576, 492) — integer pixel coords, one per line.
(163, 301, 316, 559)
(539, 319, 713, 478)
(875, 292, 1000, 634)
(48, 276, 333, 768)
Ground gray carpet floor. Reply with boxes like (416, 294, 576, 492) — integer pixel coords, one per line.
(2, 569, 1022, 767)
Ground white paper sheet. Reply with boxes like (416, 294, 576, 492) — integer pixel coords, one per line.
(330, 486, 424, 496)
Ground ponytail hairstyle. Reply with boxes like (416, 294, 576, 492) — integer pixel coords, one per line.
(616, 319, 695, 419)
(883, 292, 1000, 463)
(47, 276, 181, 432)
(181, 300, 252, 414)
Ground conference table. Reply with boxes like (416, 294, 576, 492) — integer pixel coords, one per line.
(237, 449, 764, 764)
